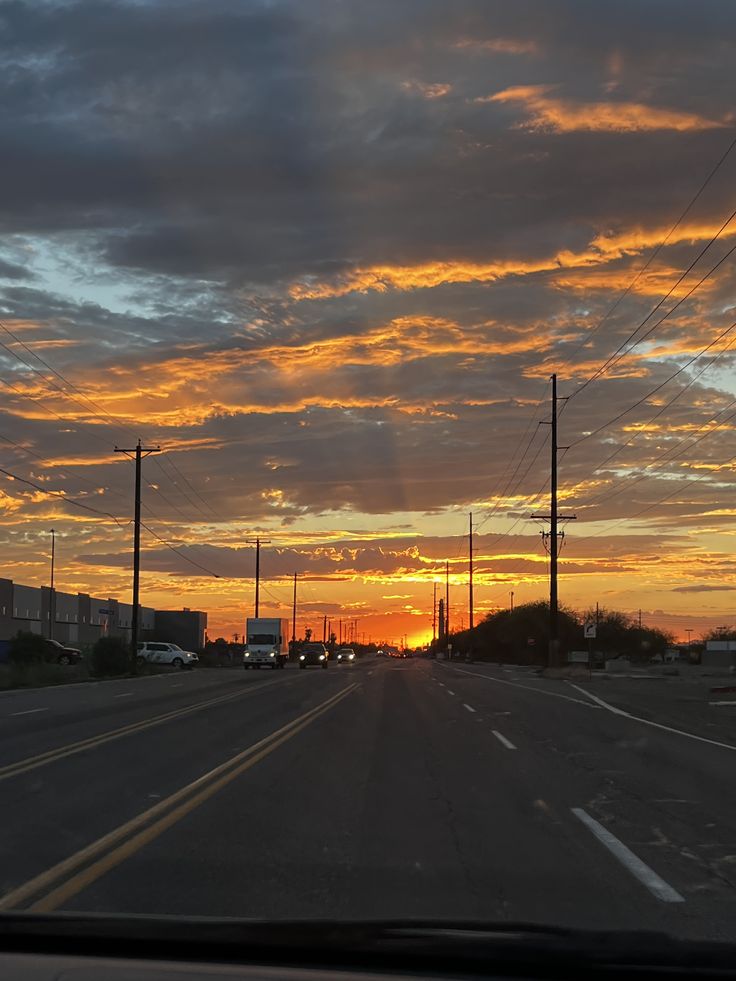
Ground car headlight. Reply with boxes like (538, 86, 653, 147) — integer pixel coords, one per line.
(244, 652, 250, 657)
(319, 654, 325, 660)
(270, 652, 275, 657)
(299, 655, 305, 661)
(348, 654, 354, 660)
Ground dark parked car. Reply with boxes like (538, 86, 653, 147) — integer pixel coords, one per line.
(45, 639, 83, 665)
(299, 643, 329, 669)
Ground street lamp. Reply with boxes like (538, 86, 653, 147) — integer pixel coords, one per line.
(49, 528, 56, 640)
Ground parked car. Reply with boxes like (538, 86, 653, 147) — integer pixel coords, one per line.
(137, 641, 198, 670)
(299, 643, 329, 669)
(336, 647, 355, 663)
(44, 638, 83, 665)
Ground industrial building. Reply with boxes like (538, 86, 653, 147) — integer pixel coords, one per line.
(0, 577, 206, 652)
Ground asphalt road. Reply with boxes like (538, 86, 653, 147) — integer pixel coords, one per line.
(2, 657, 736, 940)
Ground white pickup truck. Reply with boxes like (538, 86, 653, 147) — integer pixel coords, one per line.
(243, 617, 290, 669)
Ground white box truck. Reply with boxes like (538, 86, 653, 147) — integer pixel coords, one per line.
(243, 617, 290, 669)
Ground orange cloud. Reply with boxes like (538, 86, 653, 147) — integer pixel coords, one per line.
(401, 80, 452, 99)
(484, 84, 726, 133)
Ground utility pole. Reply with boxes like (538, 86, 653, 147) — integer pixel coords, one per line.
(339, 619, 342, 645)
(686, 628, 693, 646)
(115, 440, 161, 663)
(432, 582, 437, 642)
(245, 537, 271, 618)
(49, 528, 56, 641)
(445, 560, 450, 637)
(510, 590, 514, 612)
(468, 513, 474, 631)
(531, 374, 575, 668)
(291, 572, 297, 646)
(638, 608, 642, 630)
(323, 614, 327, 643)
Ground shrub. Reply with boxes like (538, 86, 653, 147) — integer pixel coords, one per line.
(91, 636, 131, 677)
(9, 630, 47, 665)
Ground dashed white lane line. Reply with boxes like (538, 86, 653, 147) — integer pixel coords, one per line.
(10, 707, 48, 717)
(572, 807, 684, 904)
(446, 689, 456, 695)
(438, 682, 446, 688)
(170, 683, 184, 688)
(463, 703, 476, 713)
(492, 730, 516, 750)
(709, 701, 736, 706)
(566, 682, 736, 752)
(114, 692, 133, 699)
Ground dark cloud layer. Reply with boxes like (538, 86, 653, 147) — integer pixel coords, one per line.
(1, 0, 736, 630)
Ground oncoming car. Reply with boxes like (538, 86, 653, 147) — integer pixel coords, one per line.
(299, 642, 329, 669)
(137, 641, 199, 670)
(336, 647, 355, 663)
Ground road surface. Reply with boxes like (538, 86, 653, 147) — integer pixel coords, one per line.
(2, 657, 736, 940)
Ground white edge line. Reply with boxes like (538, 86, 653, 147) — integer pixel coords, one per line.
(451, 665, 599, 709)
(709, 701, 736, 706)
(566, 682, 736, 752)
(492, 729, 516, 750)
(572, 807, 684, 903)
(10, 707, 48, 717)
(113, 692, 134, 698)
(463, 703, 476, 713)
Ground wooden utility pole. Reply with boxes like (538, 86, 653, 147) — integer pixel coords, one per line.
(432, 582, 437, 642)
(469, 512, 474, 631)
(115, 440, 161, 663)
(291, 572, 297, 645)
(245, 536, 271, 618)
(531, 374, 575, 668)
(445, 560, 450, 637)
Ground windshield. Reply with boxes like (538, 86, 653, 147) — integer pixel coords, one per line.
(2, 0, 736, 948)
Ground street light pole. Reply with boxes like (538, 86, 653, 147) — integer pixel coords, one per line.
(510, 590, 514, 613)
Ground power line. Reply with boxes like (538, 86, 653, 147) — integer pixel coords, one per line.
(568, 316, 736, 450)
(570, 323, 736, 488)
(139, 522, 222, 578)
(559, 129, 736, 377)
(569, 205, 736, 400)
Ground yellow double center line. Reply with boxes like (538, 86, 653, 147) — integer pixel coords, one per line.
(0, 682, 358, 912)
(0, 677, 287, 783)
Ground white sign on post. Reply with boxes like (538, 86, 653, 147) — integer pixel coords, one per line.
(584, 622, 597, 639)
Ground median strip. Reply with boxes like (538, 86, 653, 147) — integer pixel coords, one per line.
(0, 682, 358, 913)
(0, 677, 286, 783)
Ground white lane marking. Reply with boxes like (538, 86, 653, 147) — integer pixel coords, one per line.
(446, 689, 456, 695)
(567, 683, 736, 753)
(438, 682, 446, 687)
(114, 692, 133, 699)
(463, 703, 476, 713)
(170, 683, 184, 688)
(572, 807, 684, 903)
(451, 665, 597, 709)
(567, 683, 629, 716)
(10, 707, 48, 717)
(709, 701, 736, 706)
(492, 730, 516, 750)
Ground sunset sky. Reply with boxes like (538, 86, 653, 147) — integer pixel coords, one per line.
(2, 0, 736, 645)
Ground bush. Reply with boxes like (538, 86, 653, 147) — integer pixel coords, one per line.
(9, 630, 47, 665)
(91, 636, 131, 677)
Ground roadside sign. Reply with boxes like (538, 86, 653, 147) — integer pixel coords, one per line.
(584, 621, 597, 639)
(569, 650, 589, 663)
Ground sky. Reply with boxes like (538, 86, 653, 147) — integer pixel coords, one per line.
(1, 0, 736, 646)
